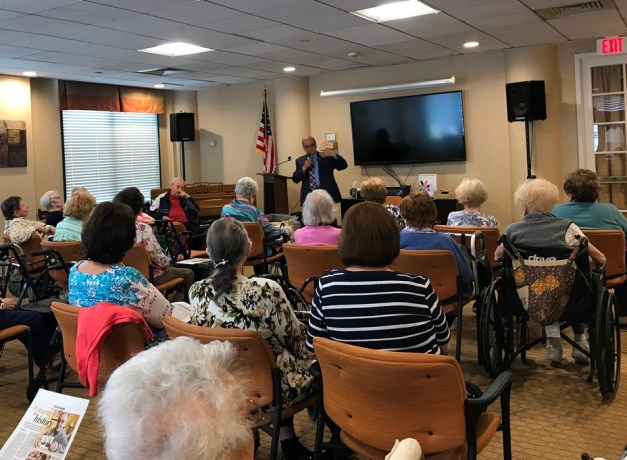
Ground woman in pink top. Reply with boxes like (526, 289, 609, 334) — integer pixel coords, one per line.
(294, 189, 341, 245)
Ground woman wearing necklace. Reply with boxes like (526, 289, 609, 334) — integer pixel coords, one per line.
(399, 191, 473, 302)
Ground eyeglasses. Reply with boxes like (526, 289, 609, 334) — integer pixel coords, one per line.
(303, 143, 316, 148)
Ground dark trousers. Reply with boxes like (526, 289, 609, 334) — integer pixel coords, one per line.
(0, 310, 55, 367)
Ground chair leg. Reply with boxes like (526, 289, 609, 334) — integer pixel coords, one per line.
(56, 346, 68, 393)
(456, 303, 463, 363)
(500, 383, 513, 460)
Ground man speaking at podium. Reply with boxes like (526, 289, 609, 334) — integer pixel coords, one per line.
(292, 135, 348, 206)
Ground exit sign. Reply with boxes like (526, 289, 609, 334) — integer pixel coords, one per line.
(597, 37, 626, 55)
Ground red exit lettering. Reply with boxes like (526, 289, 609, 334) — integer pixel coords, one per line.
(602, 37, 624, 54)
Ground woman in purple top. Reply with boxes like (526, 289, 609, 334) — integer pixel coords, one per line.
(294, 189, 341, 246)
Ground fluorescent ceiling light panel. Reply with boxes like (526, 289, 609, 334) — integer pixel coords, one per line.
(351, 0, 438, 23)
(320, 76, 455, 98)
(139, 42, 213, 57)
(22, 71, 37, 77)
(464, 41, 479, 48)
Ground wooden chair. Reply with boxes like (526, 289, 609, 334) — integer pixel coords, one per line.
(384, 195, 402, 207)
(50, 302, 147, 395)
(312, 337, 512, 460)
(434, 225, 501, 270)
(0, 325, 34, 399)
(163, 316, 316, 460)
(122, 243, 184, 294)
(390, 249, 466, 362)
(243, 222, 286, 275)
(39, 240, 84, 290)
(282, 243, 345, 307)
(582, 229, 627, 288)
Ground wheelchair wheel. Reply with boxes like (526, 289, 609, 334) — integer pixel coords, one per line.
(480, 279, 511, 378)
(595, 289, 621, 400)
(516, 317, 529, 363)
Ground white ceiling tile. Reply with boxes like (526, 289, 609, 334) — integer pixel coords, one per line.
(197, 15, 278, 34)
(149, 2, 241, 25)
(254, 2, 339, 24)
(429, 30, 511, 52)
(0, 0, 83, 14)
(17, 36, 91, 53)
(485, 21, 566, 47)
(314, 0, 388, 12)
(425, 0, 511, 10)
(449, 1, 529, 21)
(0, 44, 42, 58)
(209, 67, 280, 78)
(0, 15, 75, 34)
(239, 24, 307, 42)
(303, 11, 372, 33)
(88, 0, 198, 14)
(466, 10, 541, 29)
(326, 24, 416, 46)
(209, 74, 255, 83)
(0, 10, 23, 20)
(222, 42, 288, 55)
(408, 19, 476, 39)
(0, 29, 36, 44)
(37, 2, 129, 23)
(376, 38, 454, 58)
(190, 50, 266, 66)
(351, 52, 413, 66)
(101, 14, 183, 34)
(199, 0, 301, 14)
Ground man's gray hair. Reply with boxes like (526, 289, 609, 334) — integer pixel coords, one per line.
(303, 189, 336, 226)
(235, 176, 258, 198)
(170, 177, 185, 186)
(99, 337, 252, 460)
(39, 190, 60, 210)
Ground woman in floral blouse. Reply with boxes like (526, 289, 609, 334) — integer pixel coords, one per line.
(190, 217, 314, 460)
(2, 196, 55, 244)
(68, 202, 172, 337)
(113, 187, 194, 301)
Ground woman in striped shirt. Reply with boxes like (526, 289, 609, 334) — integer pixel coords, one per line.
(306, 201, 450, 355)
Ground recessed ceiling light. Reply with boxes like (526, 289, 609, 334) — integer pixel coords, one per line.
(154, 84, 165, 89)
(283, 66, 296, 72)
(351, 0, 438, 23)
(139, 42, 213, 57)
(22, 71, 37, 77)
(464, 41, 479, 48)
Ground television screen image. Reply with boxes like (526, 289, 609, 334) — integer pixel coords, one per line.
(350, 91, 466, 165)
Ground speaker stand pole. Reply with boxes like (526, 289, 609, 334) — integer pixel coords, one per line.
(180, 140, 186, 181)
(524, 120, 535, 179)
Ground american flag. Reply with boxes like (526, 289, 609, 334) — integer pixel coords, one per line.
(256, 90, 276, 173)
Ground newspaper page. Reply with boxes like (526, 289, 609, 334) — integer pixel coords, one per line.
(0, 390, 89, 460)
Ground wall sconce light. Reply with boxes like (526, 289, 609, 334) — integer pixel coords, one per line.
(320, 76, 456, 98)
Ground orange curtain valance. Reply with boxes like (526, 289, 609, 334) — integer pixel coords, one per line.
(59, 81, 165, 114)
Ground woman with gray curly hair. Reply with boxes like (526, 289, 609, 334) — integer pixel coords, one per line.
(294, 189, 340, 245)
(495, 178, 605, 365)
(190, 218, 314, 459)
(221, 176, 290, 252)
(447, 178, 499, 227)
(99, 337, 253, 460)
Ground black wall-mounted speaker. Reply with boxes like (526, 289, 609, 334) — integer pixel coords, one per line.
(506, 81, 546, 122)
(170, 112, 195, 142)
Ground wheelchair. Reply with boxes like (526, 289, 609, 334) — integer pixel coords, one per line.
(478, 236, 621, 400)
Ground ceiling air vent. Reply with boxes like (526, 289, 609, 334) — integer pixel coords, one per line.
(136, 67, 186, 76)
(535, 0, 613, 20)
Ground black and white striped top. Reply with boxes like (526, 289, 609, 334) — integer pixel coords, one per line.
(306, 269, 450, 354)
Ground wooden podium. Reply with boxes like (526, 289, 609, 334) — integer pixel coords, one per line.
(258, 173, 289, 214)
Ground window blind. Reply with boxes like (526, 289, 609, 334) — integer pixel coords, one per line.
(62, 110, 161, 202)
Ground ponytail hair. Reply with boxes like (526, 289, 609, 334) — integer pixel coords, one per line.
(206, 218, 249, 300)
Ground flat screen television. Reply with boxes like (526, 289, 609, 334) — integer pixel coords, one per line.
(350, 90, 466, 165)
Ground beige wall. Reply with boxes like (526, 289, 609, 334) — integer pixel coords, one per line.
(0, 76, 35, 228)
(0, 39, 605, 230)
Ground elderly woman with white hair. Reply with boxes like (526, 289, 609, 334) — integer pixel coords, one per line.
(190, 217, 314, 459)
(221, 176, 290, 248)
(99, 337, 253, 460)
(294, 189, 340, 245)
(447, 178, 499, 227)
(39, 190, 64, 227)
(495, 178, 606, 365)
